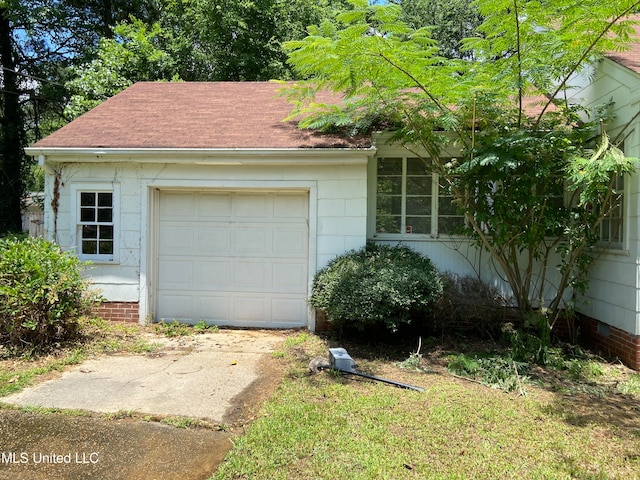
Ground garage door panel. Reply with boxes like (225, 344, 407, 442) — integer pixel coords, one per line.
(234, 261, 268, 288)
(160, 192, 196, 218)
(157, 190, 309, 327)
(159, 225, 194, 252)
(274, 194, 307, 218)
(158, 294, 193, 321)
(158, 260, 193, 288)
(235, 227, 270, 253)
(196, 296, 230, 321)
(197, 226, 231, 252)
(273, 228, 307, 256)
(234, 296, 268, 321)
(198, 261, 232, 288)
(197, 193, 232, 217)
(272, 298, 308, 324)
(236, 193, 269, 217)
(272, 263, 307, 291)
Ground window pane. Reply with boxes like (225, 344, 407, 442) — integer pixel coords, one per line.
(439, 196, 459, 215)
(406, 157, 430, 175)
(82, 240, 97, 255)
(376, 216, 401, 234)
(81, 192, 95, 207)
(406, 196, 431, 215)
(98, 192, 113, 207)
(377, 177, 402, 195)
(97, 208, 113, 222)
(406, 176, 432, 196)
(83, 225, 98, 239)
(405, 216, 430, 235)
(99, 241, 113, 255)
(377, 195, 402, 215)
(377, 158, 402, 175)
(81, 208, 95, 222)
(439, 216, 465, 235)
(100, 225, 114, 240)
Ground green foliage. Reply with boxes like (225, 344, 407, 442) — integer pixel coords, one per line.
(154, 320, 194, 337)
(447, 353, 530, 393)
(0, 237, 98, 350)
(399, 0, 482, 60)
(285, 0, 640, 333)
(309, 243, 443, 332)
(65, 20, 181, 118)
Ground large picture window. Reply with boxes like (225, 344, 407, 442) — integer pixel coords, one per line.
(375, 157, 464, 237)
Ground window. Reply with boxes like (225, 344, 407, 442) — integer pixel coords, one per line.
(73, 185, 119, 261)
(375, 157, 464, 237)
(598, 173, 624, 250)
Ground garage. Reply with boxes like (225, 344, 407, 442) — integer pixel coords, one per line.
(156, 190, 310, 328)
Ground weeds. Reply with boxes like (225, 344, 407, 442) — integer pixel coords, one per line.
(154, 320, 219, 337)
(447, 353, 530, 393)
(617, 373, 640, 395)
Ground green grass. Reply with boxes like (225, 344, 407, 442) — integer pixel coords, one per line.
(0, 318, 638, 479)
(213, 335, 640, 480)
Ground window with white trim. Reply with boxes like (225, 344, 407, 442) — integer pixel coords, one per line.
(374, 157, 465, 237)
(598, 173, 624, 250)
(73, 185, 119, 262)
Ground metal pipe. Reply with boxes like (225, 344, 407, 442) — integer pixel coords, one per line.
(322, 366, 424, 393)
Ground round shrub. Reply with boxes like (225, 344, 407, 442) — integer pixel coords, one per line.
(0, 237, 98, 350)
(309, 243, 443, 332)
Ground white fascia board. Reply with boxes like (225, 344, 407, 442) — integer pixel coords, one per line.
(25, 147, 376, 166)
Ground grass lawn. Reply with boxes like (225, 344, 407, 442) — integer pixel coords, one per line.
(0, 319, 639, 479)
(213, 332, 640, 480)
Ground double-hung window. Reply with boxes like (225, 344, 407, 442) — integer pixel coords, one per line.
(598, 173, 625, 250)
(73, 185, 119, 262)
(375, 156, 464, 237)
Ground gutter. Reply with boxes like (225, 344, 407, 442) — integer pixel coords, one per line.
(25, 146, 377, 166)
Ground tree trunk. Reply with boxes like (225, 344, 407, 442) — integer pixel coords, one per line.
(0, 7, 25, 234)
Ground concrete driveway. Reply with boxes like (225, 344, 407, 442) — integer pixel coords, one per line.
(0, 329, 288, 480)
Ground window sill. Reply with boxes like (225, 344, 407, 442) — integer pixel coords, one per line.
(593, 246, 630, 257)
(371, 233, 470, 242)
(79, 257, 119, 265)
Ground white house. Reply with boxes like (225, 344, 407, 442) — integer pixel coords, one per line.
(25, 76, 640, 368)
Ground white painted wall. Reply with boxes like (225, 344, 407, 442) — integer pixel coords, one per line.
(40, 154, 370, 324)
(567, 59, 640, 335)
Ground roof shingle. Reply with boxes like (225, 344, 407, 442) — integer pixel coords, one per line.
(32, 82, 371, 150)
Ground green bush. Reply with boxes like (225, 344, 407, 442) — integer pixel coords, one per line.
(309, 243, 443, 332)
(0, 237, 98, 350)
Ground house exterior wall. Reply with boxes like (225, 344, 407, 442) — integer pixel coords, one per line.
(369, 136, 567, 310)
(40, 153, 370, 327)
(568, 59, 640, 344)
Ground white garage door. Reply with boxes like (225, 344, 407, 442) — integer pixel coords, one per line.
(156, 190, 309, 327)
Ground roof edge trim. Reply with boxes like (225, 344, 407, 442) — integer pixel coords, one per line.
(26, 147, 376, 165)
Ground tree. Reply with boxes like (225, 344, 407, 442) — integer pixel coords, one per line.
(396, 0, 482, 59)
(65, 0, 352, 118)
(0, 0, 158, 234)
(0, 6, 25, 233)
(284, 0, 640, 350)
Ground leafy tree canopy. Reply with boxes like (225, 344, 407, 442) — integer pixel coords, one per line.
(284, 0, 640, 348)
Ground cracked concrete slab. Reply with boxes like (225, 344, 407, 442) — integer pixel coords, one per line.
(3, 329, 285, 422)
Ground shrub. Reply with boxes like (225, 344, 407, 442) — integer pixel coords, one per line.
(0, 237, 98, 350)
(433, 273, 513, 337)
(309, 243, 443, 332)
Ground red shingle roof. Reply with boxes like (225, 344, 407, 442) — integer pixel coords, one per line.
(32, 82, 371, 150)
(606, 15, 640, 74)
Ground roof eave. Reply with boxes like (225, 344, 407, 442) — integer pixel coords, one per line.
(25, 146, 376, 166)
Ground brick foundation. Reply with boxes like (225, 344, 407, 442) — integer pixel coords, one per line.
(94, 302, 140, 323)
(578, 315, 640, 370)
